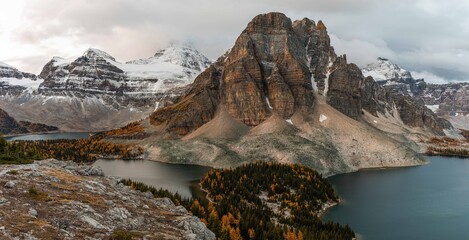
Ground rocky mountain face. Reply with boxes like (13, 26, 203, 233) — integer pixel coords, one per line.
(328, 56, 449, 134)
(38, 46, 211, 108)
(150, 14, 449, 136)
(362, 57, 426, 96)
(363, 58, 468, 129)
(0, 108, 57, 135)
(326, 55, 364, 120)
(0, 61, 40, 95)
(151, 13, 316, 135)
(422, 83, 469, 116)
(0, 160, 215, 239)
(293, 18, 337, 95)
(0, 61, 36, 80)
(0, 46, 211, 131)
(127, 13, 454, 176)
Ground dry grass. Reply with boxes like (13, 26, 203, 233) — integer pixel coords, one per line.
(44, 169, 84, 183)
(28, 186, 50, 201)
(32, 219, 52, 228)
(55, 193, 106, 208)
(50, 182, 78, 191)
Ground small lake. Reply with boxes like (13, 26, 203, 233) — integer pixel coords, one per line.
(323, 156, 469, 240)
(93, 159, 211, 199)
(6, 132, 93, 141)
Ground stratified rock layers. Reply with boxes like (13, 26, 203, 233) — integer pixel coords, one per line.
(150, 12, 450, 136)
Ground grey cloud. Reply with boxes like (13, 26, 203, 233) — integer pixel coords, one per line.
(4, 0, 469, 82)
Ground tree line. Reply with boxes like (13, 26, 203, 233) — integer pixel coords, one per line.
(0, 134, 143, 164)
(121, 162, 355, 240)
(426, 146, 469, 158)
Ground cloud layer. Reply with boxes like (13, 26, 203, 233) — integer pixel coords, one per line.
(0, 0, 468, 83)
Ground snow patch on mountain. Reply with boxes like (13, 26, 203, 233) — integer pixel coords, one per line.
(0, 78, 43, 93)
(0, 45, 211, 131)
(83, 48, 116, 61)
(362, 57, 413, 82)
(0, 61, 14, 69)
(39, 46, 211, 95)
(123, 46, 211, 83)
(425, 104, 439, 113)
(51, 56, 74, 67)
(0, 61, 38, 92)
(319, 114, 328, 123)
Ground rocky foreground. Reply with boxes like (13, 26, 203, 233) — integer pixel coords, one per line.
(0, 160, 215, 239)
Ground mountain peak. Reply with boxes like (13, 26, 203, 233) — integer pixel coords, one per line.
(377, 57, 389, 61)
(125, 45, 211, 72)
(316, 20, 327, 31)
(0, 61, 14, 69)
(82, 48, 116, 61)
(245, 12, 292, 33)
(362, 57, 412, 81)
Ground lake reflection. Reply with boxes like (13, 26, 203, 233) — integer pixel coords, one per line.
(93, 159, 211, 199)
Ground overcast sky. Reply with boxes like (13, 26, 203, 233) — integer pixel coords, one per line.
(1, 0, 468, 83)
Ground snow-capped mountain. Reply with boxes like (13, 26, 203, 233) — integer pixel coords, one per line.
(0, 61, 37, 80)
(362, 57, 469, 129)
(0, 45, 212, 131)
(362, 57, 413, 82)
(39, 46, 211, 97)
(0, 61, 41, 94)
(362, 57, 426, 96)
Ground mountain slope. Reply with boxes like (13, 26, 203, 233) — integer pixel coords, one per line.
(363, 58, 468, 130)
(0, 108, 57, 134)
(0, 61, 41, 95)
(111, 12, 450, 176)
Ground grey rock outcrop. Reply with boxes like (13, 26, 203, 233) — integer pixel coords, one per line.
(0, 160, 215, 239)
(422, 82, 469, 116)
(326, 55, 363, 120)
(362, 57, 457, 132)
(4, 181, 15, 189)
(150, 13, 319, 135)
(0, 61, 36, 80)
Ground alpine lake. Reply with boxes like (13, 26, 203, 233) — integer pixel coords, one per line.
(8, 132, 469, 239)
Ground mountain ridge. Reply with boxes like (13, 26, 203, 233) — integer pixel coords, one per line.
(0, 45, 211, 131)
(113, 12, 448, 176)
(363, 57, 468, 129)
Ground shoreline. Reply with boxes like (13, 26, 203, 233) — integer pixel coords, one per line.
(426, 152, 469, 159)
(4, 130, 94, 138)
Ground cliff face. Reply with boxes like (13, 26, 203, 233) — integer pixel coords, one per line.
(363, 57, 461, 131)
(293, 18, 337, 95)
(0, 61, 36, 80)
(422, 83, 469, 116)
(361, 76, 394, 117)
(326, 56, 364, 120)
(149, 13, 451, 138)
(122, 12, 455, 177)
(151, 13, 316, 135)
